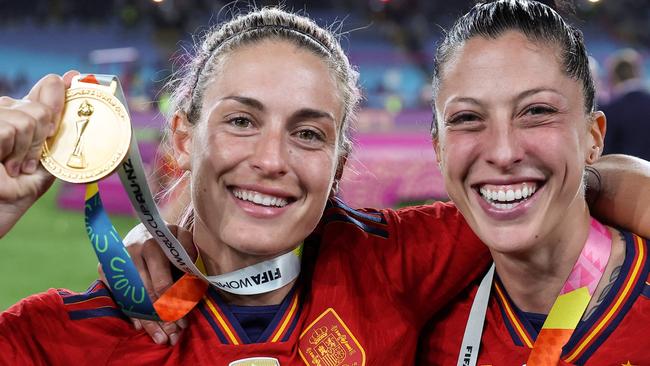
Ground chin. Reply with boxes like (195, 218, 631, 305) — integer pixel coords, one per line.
(475, 224, 539, 255)
(231, 234, 298, 257)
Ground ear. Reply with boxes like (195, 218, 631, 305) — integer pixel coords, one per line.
(432, 137, 442, 166)
(171, 111, 193, 170)
(586, 111, 606, 164)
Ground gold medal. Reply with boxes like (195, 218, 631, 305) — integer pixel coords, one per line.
(228, 357, 280, 366)
(41, 86, 131, 183)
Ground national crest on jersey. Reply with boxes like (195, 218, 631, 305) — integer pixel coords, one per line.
(298, 308, 366, 366)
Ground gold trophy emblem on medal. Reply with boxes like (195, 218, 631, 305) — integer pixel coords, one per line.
(41, 85, 132, 183)
(66, 99, 94, 169)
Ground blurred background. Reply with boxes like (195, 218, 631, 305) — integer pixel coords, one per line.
(2, 0, 649, 309)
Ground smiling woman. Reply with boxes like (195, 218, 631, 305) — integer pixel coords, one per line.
(0, 7, 495, 365)
(4, 4, 650, 366)
(421, 1, 650, 365)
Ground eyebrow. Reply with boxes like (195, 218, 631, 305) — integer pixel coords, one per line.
(222, 95, 265, 111)
(514, 88, 562, 103)
(446, 88, 563, 107)
(223, 95, 335, 122)
(292, 108, 335, 123)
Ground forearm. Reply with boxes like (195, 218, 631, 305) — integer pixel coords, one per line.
(590, 154, 650, 237)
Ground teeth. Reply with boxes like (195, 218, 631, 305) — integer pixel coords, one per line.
(233, 189, 288, 208)
(498, 190, 506, 201)
(478, 182, 539, 208)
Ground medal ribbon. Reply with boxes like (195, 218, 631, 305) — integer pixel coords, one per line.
(75, 74, 303, 321)
(457, 217, 612, 366)
(526, 218, 611, 366)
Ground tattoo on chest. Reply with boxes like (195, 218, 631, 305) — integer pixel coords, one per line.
(583, 265, 622, 320)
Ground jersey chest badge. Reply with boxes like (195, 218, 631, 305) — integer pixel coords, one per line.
(298, 308, 366, 366)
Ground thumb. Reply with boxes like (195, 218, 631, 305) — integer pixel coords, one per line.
(25, 74, 66, 136)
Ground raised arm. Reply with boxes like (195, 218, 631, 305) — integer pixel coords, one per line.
(0, 73, 75, 238)
(589, 154, 650, 237)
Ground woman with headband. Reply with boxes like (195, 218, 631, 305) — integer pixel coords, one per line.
(421, 1, 650, 364)
(0, 7, 494, 365)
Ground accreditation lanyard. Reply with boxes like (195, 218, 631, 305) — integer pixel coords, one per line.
(457, 218, 612, 366)
(61, 74, 303, 321)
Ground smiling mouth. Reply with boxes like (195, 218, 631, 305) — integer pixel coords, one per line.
(477, 182, 541, 209)
(231, 188, 291, 208)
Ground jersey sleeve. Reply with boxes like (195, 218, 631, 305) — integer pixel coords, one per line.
(0, 283, 130, 365)
(381, 201, 491, 322)
(0, 289, 71, 365)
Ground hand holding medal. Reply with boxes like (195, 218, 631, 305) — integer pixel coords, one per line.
(37, 73, 302, 324)
(39, 73, 207, 321)
(0, 73, 74, 238)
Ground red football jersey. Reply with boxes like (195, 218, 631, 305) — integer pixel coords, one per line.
(419, 230, 650, 366)
(0, 199, 490, 365)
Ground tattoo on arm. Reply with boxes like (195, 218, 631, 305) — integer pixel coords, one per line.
(583, 265, 622, 320)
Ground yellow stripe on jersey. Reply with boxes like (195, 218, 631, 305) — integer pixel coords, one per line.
(205, 296, 240, 345)
(565, 235, 645, 362)
(495, 283, 533, 348)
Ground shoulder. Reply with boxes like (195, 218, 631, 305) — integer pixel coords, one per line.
(2, 280, 127, 329)
(57, 280, 127, 321)
(320, 198, 466, 235)
(317, 198, 482, 252)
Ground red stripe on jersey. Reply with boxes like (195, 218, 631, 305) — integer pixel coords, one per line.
(63, 296, 118, 312)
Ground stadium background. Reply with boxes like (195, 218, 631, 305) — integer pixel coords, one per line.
(1, 0, 649, 310)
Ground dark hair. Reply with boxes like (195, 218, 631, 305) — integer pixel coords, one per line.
(431, 0, 595, 137)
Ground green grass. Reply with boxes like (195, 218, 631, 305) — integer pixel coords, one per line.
(0, 182, 138, 310)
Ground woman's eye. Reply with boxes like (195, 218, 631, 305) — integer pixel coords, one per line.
(229, 117, 252, 129)
(296, 129, 324, 142)
(446, 113, 480, 125)
(524, 105, 556, 116)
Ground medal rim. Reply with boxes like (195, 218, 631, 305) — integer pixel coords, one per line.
(41, 87, 132, 183)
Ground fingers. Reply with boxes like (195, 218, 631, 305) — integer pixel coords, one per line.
(62, 70, 80, 88)
(143, 240, 175, 299)
(0, 102, 52, 176)
(121, 222, 193, 346)
(176, 225, 198, 260)
(25, 74, 65, 120)
(0, 74, 65, 177)
(138, 319, 183, 345)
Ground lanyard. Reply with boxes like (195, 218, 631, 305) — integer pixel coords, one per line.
(457, 217, 612, 366)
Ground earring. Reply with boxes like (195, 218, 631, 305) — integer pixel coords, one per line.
(588, 146, 599, 163)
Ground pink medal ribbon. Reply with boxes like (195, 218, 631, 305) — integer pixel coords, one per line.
(527, 217, 612, 366)
(560, 218, 612, 295)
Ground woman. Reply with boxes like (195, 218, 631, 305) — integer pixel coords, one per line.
(1, 5, 649, 366)
(0, 8, 493, 365)
(421, 1, 650, 364)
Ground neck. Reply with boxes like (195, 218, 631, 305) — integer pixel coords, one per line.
(193, 222, 298, 306)
(491, 204, 592, 314)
